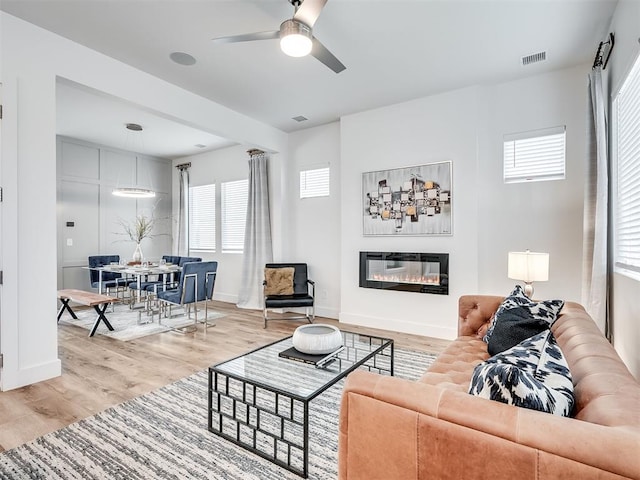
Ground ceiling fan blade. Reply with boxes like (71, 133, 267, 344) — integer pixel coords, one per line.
(293, 0, 328, 28)
(212, 30, 279, 44)
(311, 37, 346, 73)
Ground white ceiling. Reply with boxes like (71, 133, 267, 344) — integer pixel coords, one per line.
(1, 0, 618, 158)
(56, 80, 236, 158)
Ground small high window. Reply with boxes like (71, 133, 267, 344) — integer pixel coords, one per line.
(300, 167, 330, 198)
(503, 126, 566, 183)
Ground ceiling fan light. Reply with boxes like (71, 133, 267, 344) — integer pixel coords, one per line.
(280, 19, 312, 57)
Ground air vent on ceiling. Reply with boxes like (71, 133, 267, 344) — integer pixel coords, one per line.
(521, 51, 546, 66)
(194, 144, 206, 148)
(292, 115, 308, 122)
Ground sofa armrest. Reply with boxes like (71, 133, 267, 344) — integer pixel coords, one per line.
(339, 370, 640, 480)
(458, 294, 504, 338)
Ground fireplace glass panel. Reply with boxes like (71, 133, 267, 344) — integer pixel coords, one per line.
(367, 260, 440, 286)
(359, 252, 449, 295)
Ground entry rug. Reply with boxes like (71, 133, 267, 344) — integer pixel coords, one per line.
(0, 349, 436, 480)
(58, 303, 226, 341)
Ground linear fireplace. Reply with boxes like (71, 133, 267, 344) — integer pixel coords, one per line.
(359, 251, 449, 295)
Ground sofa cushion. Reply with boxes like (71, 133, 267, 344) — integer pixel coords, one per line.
(483, 285, 564, 355)
(469, 330, 574, 416)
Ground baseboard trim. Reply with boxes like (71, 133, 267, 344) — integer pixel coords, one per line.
(338, 312, 456, 340)
(1, 358, 62, 392)
(212, 292, 238, 304)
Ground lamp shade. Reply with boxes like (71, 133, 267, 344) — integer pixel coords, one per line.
(508, 251, 549, 282)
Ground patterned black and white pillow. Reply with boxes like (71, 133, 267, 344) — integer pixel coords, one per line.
(469, 330, 574, 416)
(483, 285, 564, 355)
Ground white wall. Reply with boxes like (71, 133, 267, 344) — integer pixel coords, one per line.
(172, 145, 249, 304)
(339, 66, 589, 339)
(477, 64, 588, 302)
(340, 87, 480, 339)
(0, 12, 286, 390)
(606, 0, 640, 379)
(288, 122, 342, 318)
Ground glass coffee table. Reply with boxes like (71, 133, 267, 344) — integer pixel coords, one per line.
(207, 330, 394, 478)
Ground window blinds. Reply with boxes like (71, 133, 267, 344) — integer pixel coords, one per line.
(614, 54, 640, 276)
(221, 179, 248, 252)
(300, 167, 330, 198)
(189, 184, 216, 251)
(503, 126, 566, 183)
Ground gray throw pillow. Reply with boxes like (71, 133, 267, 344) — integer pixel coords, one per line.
(469, 330, 574, 416)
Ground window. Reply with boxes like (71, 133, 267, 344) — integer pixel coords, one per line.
(503, 126, 566, 183)
(613, 53, 640, 279)
(189, 184, 216, 251)
(221, 179, 248, 252)
(300, 167, 330, 198)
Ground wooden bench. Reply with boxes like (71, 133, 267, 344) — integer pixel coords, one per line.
(57, 289, 118, 337)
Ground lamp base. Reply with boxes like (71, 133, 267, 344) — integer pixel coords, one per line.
(523, 282, 534, 299)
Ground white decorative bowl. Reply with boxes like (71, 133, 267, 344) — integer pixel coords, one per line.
(292, 324, 343, 355)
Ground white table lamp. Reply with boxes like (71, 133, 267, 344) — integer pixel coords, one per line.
(508, 250, 549, 298)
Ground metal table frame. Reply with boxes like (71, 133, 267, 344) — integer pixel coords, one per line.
(84, 264, 180, 304)
(207, 331, 394, 478)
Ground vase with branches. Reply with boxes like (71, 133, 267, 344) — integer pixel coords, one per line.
(116, 214, 160, 263)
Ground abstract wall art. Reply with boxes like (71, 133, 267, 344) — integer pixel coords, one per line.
(362, 161, 452, 236)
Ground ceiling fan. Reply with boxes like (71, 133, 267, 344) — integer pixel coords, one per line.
(212, 0, 346, 74)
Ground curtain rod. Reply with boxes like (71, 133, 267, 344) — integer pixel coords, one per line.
(175, 162, 191, 170)
(247, 149, 265, 156)
(592, 32, 614, 70)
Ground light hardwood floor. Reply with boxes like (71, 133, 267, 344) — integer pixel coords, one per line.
(0, 300, 451, 452)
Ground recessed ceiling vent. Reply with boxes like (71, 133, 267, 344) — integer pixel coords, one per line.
(521, 51, 546, 66)
(292, 115, 308, 122)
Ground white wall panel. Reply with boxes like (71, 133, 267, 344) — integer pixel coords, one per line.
(59, 180, 99, 266)
(139, 155, 171, 194)
(100, 148, 135, 186)
(62, 266, 91, 291)
(61, 141, 99, 180)
(100, 183, 137, 259)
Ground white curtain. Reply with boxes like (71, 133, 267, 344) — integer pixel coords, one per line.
(176, 166, 190, 256)
(237, 151, 273, 309)
(582, 67, 609, 336)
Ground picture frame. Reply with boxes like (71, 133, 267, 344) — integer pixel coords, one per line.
(362, 161, 452, 236)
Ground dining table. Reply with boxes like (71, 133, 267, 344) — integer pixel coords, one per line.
(86, 263, 182, 305)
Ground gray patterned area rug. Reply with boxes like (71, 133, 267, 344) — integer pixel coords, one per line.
(0, 349, 436, 480)
(58, 303, 226, 341)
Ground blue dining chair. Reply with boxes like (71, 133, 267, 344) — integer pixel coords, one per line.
(129, 256, 202, 306)
(156, 261, 218, 332)
(88, 255, 128, 297)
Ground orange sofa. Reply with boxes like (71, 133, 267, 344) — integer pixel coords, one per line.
(338, 295, 640, 479)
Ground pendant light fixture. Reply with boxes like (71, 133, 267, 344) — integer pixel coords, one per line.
(112, 123, 156, 199)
